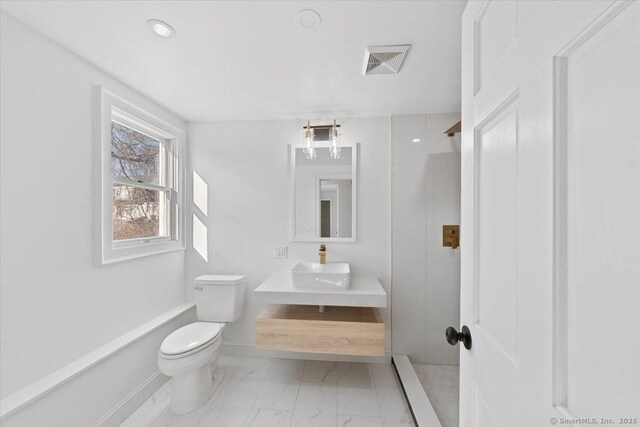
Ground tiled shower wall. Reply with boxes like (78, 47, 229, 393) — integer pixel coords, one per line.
(391, 113, 461, 365)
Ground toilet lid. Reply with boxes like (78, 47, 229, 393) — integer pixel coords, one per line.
(160, 322, 224, 355)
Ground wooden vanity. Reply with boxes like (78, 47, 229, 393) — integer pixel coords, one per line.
(256, 304, 384, 356)
(254, 276, 387, 356)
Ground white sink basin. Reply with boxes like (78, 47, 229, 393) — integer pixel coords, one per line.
(291, 262, 351, 290)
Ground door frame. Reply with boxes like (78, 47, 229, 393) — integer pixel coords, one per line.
(551, 1, 636, 418)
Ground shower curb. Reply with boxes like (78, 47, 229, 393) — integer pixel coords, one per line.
(392, 354, 443, 427)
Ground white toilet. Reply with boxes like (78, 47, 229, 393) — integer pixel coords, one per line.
(158, 275, 245, 414)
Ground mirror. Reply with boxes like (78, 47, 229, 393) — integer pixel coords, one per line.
(291, 144, 356, 242)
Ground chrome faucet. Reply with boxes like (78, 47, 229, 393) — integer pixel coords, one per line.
(319, 244, 326, 264)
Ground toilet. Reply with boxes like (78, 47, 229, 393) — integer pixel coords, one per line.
(158, 275, 245, 414)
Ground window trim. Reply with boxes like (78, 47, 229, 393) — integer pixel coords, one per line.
(96, 86, 185, 264)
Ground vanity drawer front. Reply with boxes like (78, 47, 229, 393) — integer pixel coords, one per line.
(255, 304, 384, 356)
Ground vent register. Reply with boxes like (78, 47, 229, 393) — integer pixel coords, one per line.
(363, 45, 411, 75)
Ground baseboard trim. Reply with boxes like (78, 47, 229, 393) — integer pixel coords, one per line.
(0, 303, 194, 420)
(222, 340, 392, 363)
(91, 370, 167, 427)
(392, 354, 442, 427)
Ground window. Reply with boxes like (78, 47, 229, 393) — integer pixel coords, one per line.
(111, 119, 169, 243)
(98, 87, 185, 263)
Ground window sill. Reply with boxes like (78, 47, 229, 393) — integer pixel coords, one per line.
(101, 239, 185, 265)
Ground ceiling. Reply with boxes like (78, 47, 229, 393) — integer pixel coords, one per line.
(1, 1, 467, 122)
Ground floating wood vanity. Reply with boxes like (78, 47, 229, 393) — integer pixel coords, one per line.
(254, 276, 387, 356)
(256, 304, 384, 356)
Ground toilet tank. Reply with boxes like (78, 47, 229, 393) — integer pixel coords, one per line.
(194, 275, 246, 322)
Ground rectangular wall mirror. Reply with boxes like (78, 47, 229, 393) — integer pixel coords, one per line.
(290, 143, 357, 242)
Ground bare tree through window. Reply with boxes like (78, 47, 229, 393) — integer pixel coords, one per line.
(111, 122, 166, 240)
(111, 121, 159, 183)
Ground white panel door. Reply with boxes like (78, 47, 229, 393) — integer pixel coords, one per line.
(460, 1, 640, 426)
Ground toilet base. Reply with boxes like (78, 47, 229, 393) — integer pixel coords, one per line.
(169, 364, 222, 414)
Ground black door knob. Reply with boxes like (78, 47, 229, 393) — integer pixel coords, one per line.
(446, 325, 472, 350)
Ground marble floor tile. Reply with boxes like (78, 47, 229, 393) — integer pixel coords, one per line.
(253, 359, 304, 410)
(121, 380, 171, 427)
(253, 380, 301, 411)
(337, 414, 383, 427)
(376, 386, 414, 426)
(148, 370, 227, 427)
(296, 383, 337, 408)
(231, 357, 273, 379)
(337, 386, 380, 417)
(291, 406, 337, 427)
(243, 407, 292, 427)
(122, 357, 416, 427)
(370, 363, 400, 388)
(150, 403, 211, 427)
(301, 361, 338, 385)
(337, 363, 374, 388)
(266, 358, 305, 383)
(212, 376, 264, 410)
(217, 354, 240, 378)
(291, 383, 338, 427)
(336, 362, 380, 417)
(196, 401, 249, 427)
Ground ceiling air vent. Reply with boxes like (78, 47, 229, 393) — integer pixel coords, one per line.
(363, 45, 411, 75)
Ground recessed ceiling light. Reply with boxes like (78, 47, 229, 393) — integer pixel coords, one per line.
(412, 138, 421, 143)
(147, 19, 175, 38)
(296, 9, 321, 30)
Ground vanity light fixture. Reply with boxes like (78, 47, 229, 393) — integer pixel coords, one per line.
(147, 19, 175, 38)
(301, 120, 343, 160)
(303, 121, 316, 159)
(329, 119, 342, 159)
(412, 138, 421, 143)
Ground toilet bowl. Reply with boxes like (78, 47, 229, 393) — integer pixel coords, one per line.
(158, 275, 245, 414)
(158, 322, 224, 414)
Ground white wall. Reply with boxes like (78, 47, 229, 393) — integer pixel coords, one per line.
(392, 113, 461, 364)
(0, 11, 186, 400)
(187, 117, 391, 355)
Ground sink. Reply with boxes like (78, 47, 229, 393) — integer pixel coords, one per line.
(291, 262, 350, 290)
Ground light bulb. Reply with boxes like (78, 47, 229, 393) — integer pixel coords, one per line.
(306, 146, 316, 159)
(303, 121, 314, 156)
(147, 19, 175, 38)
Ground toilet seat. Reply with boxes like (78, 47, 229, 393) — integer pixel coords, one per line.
(160, 322, 224, 359)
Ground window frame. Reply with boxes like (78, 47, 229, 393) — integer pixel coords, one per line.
(97, 86, 185, 264)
